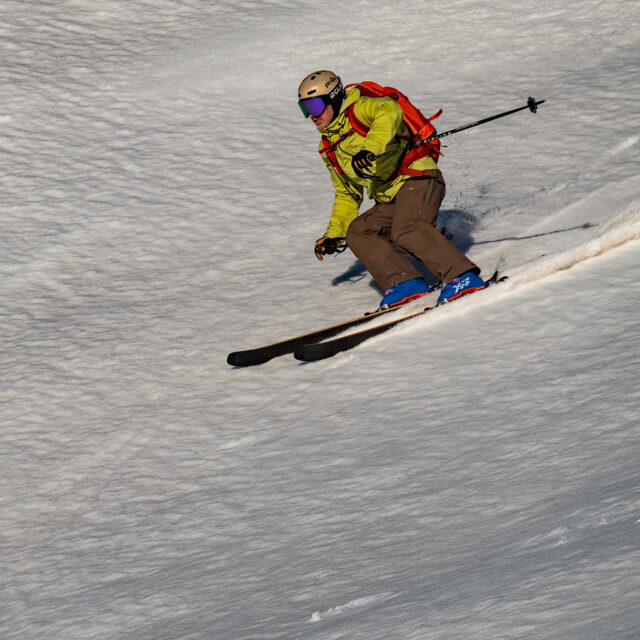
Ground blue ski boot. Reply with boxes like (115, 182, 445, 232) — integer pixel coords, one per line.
(437, 271, 487, 304)
(379, 278, 431, 309)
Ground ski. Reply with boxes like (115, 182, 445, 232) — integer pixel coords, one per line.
(293, 306, 434, 361)
(227, 304, 404, 367)
(293, 271, 506, 362)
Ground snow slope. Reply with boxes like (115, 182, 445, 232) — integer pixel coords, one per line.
(1, 1, 639, 639)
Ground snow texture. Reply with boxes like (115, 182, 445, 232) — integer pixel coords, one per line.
(1, 1, 639, 639)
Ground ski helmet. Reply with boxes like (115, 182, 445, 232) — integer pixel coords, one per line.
(297, 70, 345, 120)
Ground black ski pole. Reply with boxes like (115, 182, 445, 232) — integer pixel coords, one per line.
(372, 96, 546, 162)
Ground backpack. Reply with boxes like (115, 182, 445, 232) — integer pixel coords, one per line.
(320, 81, 442, 179)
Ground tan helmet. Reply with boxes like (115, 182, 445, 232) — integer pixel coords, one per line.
(297, 70, 345, 120)
(298, 70, 342, 100)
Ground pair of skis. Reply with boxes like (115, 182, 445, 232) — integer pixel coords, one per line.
(228, 303, 411, 367)
(227, 272, 505, 366)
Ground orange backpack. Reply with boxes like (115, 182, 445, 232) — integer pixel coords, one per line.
(320, 81, 442, 178)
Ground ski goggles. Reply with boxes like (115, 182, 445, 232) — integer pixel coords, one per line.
(298, 95, 331, 118)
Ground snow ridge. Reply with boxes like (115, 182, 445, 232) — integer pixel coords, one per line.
(508, 202, 640, 288)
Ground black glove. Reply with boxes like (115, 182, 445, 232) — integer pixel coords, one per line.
(351, 149, 376, 179)
(315, 237, 343, 261)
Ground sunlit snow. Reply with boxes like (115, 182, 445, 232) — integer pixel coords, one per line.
(1, 1, 639, 639)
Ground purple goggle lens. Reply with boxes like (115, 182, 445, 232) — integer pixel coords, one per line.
(298, 96, 329, 118)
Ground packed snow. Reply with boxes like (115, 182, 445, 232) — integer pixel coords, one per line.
(1, 1, 639, 639)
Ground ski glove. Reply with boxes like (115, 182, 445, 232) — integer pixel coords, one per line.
(315, 237, 344, 261)
(351, 149, 376, 179)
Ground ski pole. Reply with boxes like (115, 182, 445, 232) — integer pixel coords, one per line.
(372, 96, 546, 162)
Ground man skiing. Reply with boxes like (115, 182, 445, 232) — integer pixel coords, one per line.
(298, 69, 487, 308)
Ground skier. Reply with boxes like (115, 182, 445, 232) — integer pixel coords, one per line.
(298, 69, 487, 308)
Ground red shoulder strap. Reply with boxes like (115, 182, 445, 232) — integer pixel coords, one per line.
(319, 135, 345, 174)
(345, 104, 369, 137)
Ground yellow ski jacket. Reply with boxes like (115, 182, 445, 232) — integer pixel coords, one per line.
(318, 87, 439, 238)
